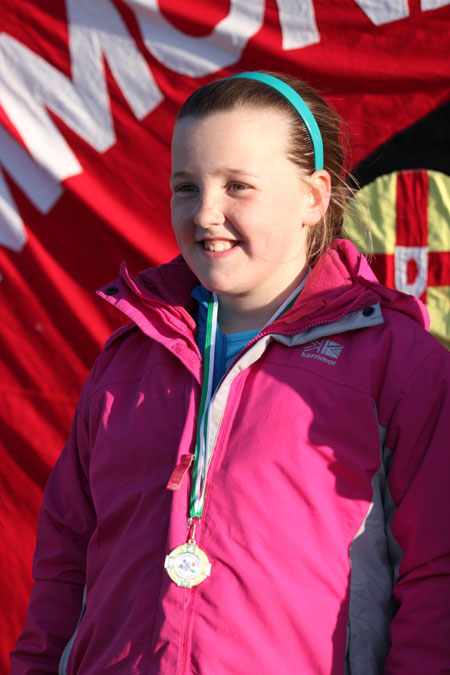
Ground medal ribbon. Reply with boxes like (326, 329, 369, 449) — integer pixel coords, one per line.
(190, 292, 218, 517)
(189, 272, 310, 518)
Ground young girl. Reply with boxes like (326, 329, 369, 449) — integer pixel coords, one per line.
(11, 72, 450, 674)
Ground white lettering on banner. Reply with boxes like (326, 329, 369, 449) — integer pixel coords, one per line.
(421, 0, 450, 8)
(0, 0, 161, 168)
(0, 169, 27, 253)
(124, 0, 265, 77)
(0, 0, 162, 251)
(0, 33, 82, 181)
(353, 0, 409, 24)
(67, 0, 162, 121)
(0, 127, 64, 251)
(126, 0, 442, 60)
(277, 0, 319, 49)
(394, 246, 428, 298)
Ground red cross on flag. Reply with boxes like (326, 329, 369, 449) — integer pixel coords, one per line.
(346, 170, 450, 349)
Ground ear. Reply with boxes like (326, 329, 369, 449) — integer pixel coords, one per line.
(302, 170, 331, 227)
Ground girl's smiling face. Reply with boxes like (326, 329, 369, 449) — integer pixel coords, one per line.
(170, 107, 325, 320)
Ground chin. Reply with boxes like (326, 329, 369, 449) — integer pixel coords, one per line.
(195, 273, 234, 295)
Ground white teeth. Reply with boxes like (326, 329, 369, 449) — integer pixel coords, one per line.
(203, 240, 235, 252)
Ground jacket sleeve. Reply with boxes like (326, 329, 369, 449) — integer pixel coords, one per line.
(10, 368, 97, 674)
(383, 344, 450, 674)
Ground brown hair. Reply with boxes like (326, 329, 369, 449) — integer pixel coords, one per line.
(177, 71, 359, 266)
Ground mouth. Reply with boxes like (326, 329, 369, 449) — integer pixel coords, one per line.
(201, 240, 238, 252)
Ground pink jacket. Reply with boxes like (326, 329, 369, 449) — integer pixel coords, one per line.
(11, 240, 450, 674)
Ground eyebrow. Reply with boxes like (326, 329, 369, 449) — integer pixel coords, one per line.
(170, 168, 260, 180)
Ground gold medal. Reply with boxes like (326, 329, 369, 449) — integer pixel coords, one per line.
(164, 542, 211, 588)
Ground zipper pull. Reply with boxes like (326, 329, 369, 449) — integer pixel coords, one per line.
(166, 453, 195, 490)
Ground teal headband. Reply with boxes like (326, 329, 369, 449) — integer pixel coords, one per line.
(229, 72, 324, 172)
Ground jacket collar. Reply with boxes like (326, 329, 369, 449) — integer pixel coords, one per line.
(98, 239, 429, 341)
(275, 240, 428, 331)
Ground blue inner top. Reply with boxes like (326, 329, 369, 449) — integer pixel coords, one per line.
(192, 285, 259, 392)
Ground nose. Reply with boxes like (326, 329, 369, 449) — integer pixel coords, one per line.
(193, 191, 225, 229)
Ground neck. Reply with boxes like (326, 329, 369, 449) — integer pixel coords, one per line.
(217, 268, 309, 335)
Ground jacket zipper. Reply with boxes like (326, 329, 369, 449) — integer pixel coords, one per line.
(175, 294, 376, 672)
(58, 586, 87, 675)
(176, 372, 247, 675)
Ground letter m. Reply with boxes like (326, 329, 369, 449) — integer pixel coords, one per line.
(0, 0, 162, 251)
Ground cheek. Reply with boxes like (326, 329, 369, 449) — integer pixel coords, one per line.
(170, 202, 188, 236)
(259, 219, 306, 261)
(256, 203, 297, 249)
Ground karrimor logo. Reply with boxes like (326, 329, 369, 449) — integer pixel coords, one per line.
(301, 339, 343, 366)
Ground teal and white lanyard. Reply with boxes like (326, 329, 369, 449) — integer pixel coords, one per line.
(190, 272, 309, 518)
(190, 292, 219, 517)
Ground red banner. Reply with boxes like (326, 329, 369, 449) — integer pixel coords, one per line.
(1, 0, 450, 667)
